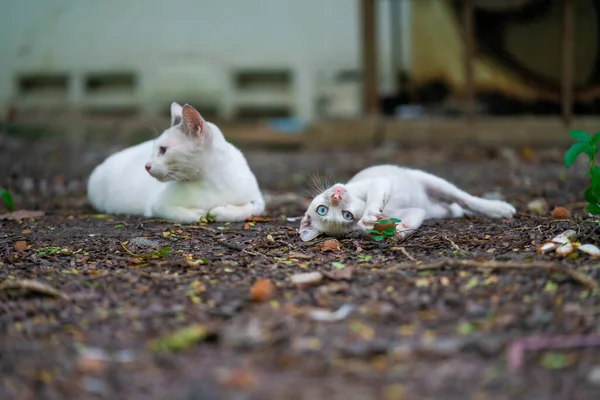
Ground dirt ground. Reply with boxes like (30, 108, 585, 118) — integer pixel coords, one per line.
(2, 133, 600, 400)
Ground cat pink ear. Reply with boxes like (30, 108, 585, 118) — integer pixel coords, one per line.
(180, 104, 205, 137)
(299, 214, 321, 242)
(170, 102, 183, 126)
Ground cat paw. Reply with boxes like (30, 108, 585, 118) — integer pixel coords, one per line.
(395, 222, 416, 240)
(483, 200, 516, 219)
(358, 210, 382, 231)
(208, 205, 248, 222)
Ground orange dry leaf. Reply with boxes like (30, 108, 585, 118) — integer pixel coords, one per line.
(243, 223, 250, 230)
(551, 207, 570, 219)
(14, 241, 27, 252)
(245, 216, 274, 223)
(320, 239, 341, 252)
(250, 279, 275, 302)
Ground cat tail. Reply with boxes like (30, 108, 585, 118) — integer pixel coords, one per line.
(209, 199, 266, 222)
(406, 170, 515, 219)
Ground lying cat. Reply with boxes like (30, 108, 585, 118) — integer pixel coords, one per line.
(299, 165, 516, 241)
(87, 102, 264, 223)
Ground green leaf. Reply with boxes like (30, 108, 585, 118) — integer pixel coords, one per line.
(389, 218, 401, 223)
(569, 129, 590, 142)
(0, 188, 14, 211)
(331, 262, 345, 269)
(151, 325, 208, 352)
(585, 187, 599, 204)
(539, 352, 570, 370)
(588, 203, 600, 215)
(384, 227, 396, 236)
(366, 229, 380, 235)
(457, 322, 478, 335)
(564, 142, 594, 167)
(377, 219, 391, 225)
(372, 235, 384, 242)
(591, 131, 600, 144)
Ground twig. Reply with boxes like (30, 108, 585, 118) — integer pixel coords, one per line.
(382, 259, 598, 290)
(507, 334, 600, 374)
(391, 246, 418, 262)
(442, 235, 461, 251)
(0, 279, 70, 300)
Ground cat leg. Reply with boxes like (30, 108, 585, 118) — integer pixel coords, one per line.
(208, 200, 265, 222)
(408, 170, 516, 219)
(387, 208, 427, 239)
(149, 204, 207, 224)
(425, 202, 466, 219)
(354, 178, 393, 231)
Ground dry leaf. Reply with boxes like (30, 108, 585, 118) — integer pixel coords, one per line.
(243, 223, 250, 230)
(322, 267, 354, 281)
(14, 241, 28, 252)
(250, 279, 275, 302)
(320, 239, 341, 252)
(0, 210, 45, 221)
(245, 216, 274, 223)
(288, 251, 312, 260)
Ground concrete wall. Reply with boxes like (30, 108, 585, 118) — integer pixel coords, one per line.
(0, 0, 412, 121)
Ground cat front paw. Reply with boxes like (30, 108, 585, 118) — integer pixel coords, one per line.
(208, 205, 249, 222)
(484, 200, 516, 219)
(358, 210, 381, 231)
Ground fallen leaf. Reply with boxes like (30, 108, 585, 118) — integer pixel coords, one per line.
(322, 267, 354, 281)
(243, 223, 250, 230)
(0, 210, 45, 221)
(150, 325, 208, 352)
(288, 251, 312, 260)
(21, 229, 32, 235)
(320, 239, 341, 252)
(14, 241, 28, 252)
(309, 304, 354, 322)
(290, 271, 323, 285)
(250, 279, 275, 302)
(331, 261, 345, 269)
(215, 368, 258, 389)
(245, 216, 274, 222)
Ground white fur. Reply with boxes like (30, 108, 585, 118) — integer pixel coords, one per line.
(299, 165, 516, 241)
(87, 102, 264, 223)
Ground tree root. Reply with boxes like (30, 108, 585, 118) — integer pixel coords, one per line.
(0, 279, 70, 300)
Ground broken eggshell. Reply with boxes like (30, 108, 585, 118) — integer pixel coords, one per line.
(551, 230, 577, 245)
(555, 242, 574, 257)
(577, 244, 600, 258)
(537, 242, 558, 254)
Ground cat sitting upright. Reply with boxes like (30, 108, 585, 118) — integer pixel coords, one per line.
(87, 102, 264, 223)
(299, 165, 516, 241)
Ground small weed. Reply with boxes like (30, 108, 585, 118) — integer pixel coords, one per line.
(0, 187, 14, 211)
(564, 129, 600, 214)
(367, 218, 401, 242)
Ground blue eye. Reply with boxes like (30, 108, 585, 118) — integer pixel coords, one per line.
(316, 205, 328, 215)
(342, 211, 354, 220)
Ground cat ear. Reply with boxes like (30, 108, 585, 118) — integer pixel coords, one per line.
(299, 214, 321, 242)
(180, 104, 205, 138)
(170, 102, 183, 126)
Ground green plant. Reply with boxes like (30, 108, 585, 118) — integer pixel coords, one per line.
(0, 187, 14, 211)
(367, 218, 402, 242)
(564, 129, 600, 214)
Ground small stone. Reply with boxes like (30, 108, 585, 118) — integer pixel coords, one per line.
(552, 230, 577, 244)
(587, 365, 600, 385)
(578, 244, 600, 258)
(290, 271, 323, 285)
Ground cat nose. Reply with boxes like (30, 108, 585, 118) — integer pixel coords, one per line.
(145, 163, 151, 171)
(330, 187, 345, 204)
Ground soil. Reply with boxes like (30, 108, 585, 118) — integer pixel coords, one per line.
(2, 133, 600, 400)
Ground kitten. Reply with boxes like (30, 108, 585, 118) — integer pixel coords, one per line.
(299, 165, 516, 241)
(87, 102, 264, 223)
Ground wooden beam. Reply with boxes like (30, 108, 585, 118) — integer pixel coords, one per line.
(462, 0, 475, 121)
(361, 0, 379, 115)
(561, 0, 574, 126)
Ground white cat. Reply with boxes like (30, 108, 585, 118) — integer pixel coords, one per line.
(87, 102, 265, 223)
(299, 165, 516, 241)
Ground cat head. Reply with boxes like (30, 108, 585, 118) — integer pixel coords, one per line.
(299, 183, 366, 241)
(145, 102, 210, 182)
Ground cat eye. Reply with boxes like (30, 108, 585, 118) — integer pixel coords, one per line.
(159, 146, 168, 155)
(342, 211, 354, 220)
(316, 205, 328, 216)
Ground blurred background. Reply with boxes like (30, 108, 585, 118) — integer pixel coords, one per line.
(0, 0, 597, 207)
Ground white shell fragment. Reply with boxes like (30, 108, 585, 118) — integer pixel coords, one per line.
(290, 271, 323, 285)
(577, 244, 600, 258)
(309, 304, 354, 322)
(537, 242, 558, 254)
(552, 230, 577, 244)
(556, 242, 574, 256)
